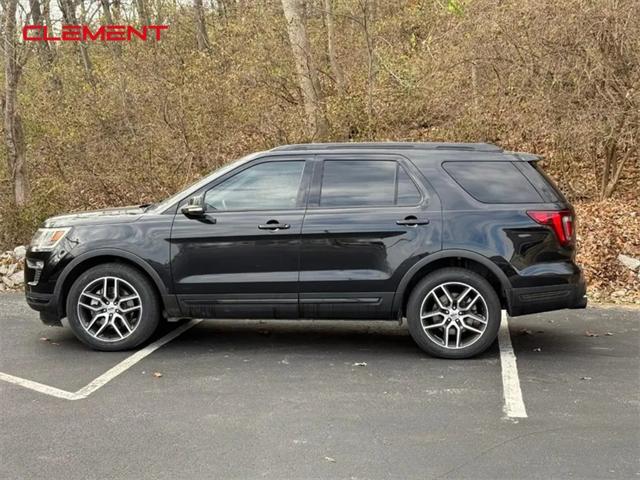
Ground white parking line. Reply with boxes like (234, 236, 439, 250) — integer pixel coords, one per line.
(498, 311, 528, 418)
(0, 372, 84, 401)
(0, 319, 201, 401)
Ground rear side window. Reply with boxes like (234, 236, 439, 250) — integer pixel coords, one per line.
(320, 160, 421, 207)
(518, 162, 566, 203)
(443, 161, 543, 203)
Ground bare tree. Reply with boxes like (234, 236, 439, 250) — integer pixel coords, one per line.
(59, 0, 94, 82)
(362, 0, 377, 125)
(281, 0, 329, 140)
(323, 0, 344, 93)
(136, 0, 151, 25)
(2, 0, 29, 206)
(100, 0, 115, 23)
(194, 0, 211, 52)
(29, 0, 62, 90)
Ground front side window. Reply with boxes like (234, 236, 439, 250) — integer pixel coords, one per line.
(320, 160, 421, 207)
(204, 161, 305, 211)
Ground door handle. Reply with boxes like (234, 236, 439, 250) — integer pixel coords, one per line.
(258, 220, 290, 230)
(396, 216, 429, 226)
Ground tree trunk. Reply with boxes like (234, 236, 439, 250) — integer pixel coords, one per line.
(3, 0, 29, 206)
(136, 0, 151, 25)
(29, 0, 63, 91)
(100, 0, 115, 23)
(60, 0, 95, 82)
(194, 0, 211, 51)
(363, 0, 377, 126)
(281, 0, 329, 141)
(323, 0, 344, 93)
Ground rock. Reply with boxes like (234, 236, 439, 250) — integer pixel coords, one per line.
(0, 265, 7, 276)
(5, 263, 17, 277)
(9, 270, 24, 284)
(618, 254, 640, 272)
(13, 245, 26, 260)
(1, 276, 14, 288)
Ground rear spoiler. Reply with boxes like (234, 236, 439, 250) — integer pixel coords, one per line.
(508, 151, 541, 162)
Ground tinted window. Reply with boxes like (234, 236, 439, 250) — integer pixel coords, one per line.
(521, 162, 566, 203)
(443, 161, 543, 203)
(320, 160, 421, 207)
(204, 161, 304, 211)
(396, 165, 422, 205)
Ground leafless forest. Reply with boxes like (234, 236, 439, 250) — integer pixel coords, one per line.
(1, 0, 639, 301)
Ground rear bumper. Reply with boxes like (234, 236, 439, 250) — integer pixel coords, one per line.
(507, 276, 587, 317)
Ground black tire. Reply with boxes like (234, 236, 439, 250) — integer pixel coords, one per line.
(66, 263, 161, 351)
(406, 268, 501, 359)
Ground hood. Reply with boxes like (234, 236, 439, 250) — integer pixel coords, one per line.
(43, 205, 147, 228)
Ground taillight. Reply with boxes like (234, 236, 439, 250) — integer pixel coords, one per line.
(527, 209, 574, 246)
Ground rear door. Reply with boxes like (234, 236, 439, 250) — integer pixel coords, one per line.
(170, 157, 311, 319)
(299, 154, 442, 319)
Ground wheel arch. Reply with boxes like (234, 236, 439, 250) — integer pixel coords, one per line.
(54, 249, 171, 318)
(393, 250, 512, 317)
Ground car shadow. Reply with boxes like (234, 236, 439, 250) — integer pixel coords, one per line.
(156, 319, 500, 360)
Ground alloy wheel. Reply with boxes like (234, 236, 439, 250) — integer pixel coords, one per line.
(419, 281, 489, 349)
(77, 276, 143, 342)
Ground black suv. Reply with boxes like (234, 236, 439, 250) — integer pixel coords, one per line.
(25, 142, 586, 358)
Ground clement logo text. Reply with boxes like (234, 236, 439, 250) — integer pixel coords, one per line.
(23, 25, 169, 42)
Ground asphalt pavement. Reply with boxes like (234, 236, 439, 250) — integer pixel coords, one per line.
(0, 292, 638, 479)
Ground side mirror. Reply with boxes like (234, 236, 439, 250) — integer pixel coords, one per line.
(181, 195, 205, 217)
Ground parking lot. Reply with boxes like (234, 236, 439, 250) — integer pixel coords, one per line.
(1, 292, 638, 480)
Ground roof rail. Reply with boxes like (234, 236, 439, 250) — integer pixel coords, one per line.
(270, 142, 503, 153)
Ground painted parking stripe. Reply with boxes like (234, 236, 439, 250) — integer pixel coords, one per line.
(0, 372, 84, 401)
(76, 319, 202, 397)
(498, 311, 528, 418)
(0, 319, 201, 401)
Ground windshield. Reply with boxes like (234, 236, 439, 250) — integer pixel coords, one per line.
(147, 153, 262, 213)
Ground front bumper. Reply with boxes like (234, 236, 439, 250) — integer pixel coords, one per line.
(25, 290, 63, 326)
(507, 276, 587, 317)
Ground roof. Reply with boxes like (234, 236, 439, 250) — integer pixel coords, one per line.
(270, 142, 503, 153)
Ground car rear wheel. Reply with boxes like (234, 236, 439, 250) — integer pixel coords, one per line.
(66, 263, 160, 351)
(406, 268, 501, 359)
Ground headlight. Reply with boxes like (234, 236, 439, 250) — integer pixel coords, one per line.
(30, 228, 71, 252)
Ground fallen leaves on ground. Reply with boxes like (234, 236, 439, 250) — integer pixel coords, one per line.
(575, 199, 640, 305)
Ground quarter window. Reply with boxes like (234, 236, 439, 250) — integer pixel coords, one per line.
(443, 161, 543, 203)
(204, 161, 304, 211)
(320, 160, 421, 207)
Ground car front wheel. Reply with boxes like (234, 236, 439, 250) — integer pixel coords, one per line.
(406, 268, 501, 359)
(66, 263, 161, 351)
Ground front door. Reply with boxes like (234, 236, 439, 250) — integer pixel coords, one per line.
(299, 155, 442, 319)
(170, 158, 311, 318)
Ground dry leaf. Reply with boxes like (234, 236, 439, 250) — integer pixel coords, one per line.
(585, 331, 600, 337)
(153, 372, 163, 378)
(352, 362, 367, 367)
(324, 456, 336, 463)
(532, 347, 542, 352)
